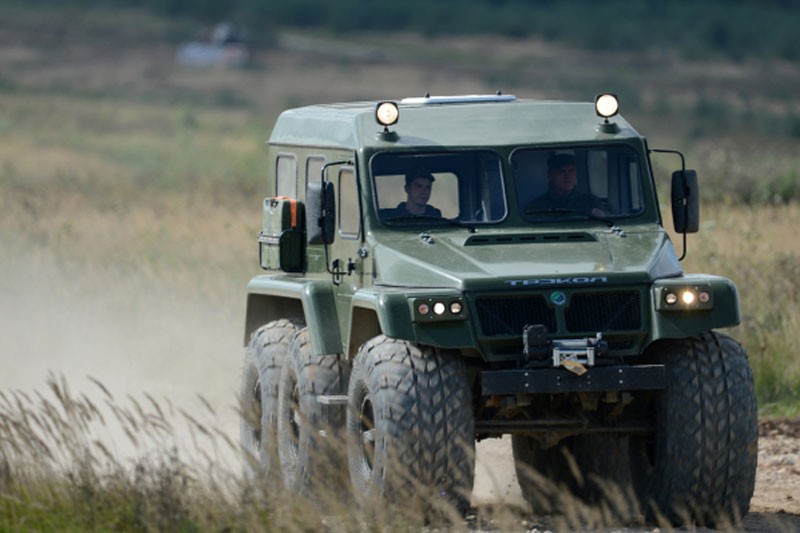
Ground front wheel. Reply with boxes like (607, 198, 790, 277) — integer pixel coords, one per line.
(346, 336, 475, 518)
(633, 332, 758, 526)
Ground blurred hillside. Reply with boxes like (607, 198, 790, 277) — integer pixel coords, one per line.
(17, 0, 800, 63)
(2, 2, 799, 202)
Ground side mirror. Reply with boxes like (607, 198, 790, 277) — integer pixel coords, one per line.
(671, 169, 699, 234)
(306, 181, 336, 245)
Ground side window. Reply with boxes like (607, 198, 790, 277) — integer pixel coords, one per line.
(338, 167, 360, 239)
(276, 154, 297, 198)
(306, 156, 325, 186)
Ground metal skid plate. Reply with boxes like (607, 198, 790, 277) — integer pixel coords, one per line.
(481, 364, 666, 395)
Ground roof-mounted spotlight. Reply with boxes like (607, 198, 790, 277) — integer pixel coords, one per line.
(595, 93, 620, 134)
(376, 101, 399, 128)
(375, 101, 399, 141)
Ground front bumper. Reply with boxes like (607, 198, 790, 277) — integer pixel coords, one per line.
(481, 364, 666, 395)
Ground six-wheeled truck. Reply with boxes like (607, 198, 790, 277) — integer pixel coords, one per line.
(240, 93, 757, 525)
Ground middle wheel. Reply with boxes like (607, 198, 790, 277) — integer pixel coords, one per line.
(277, 327, 349, 497)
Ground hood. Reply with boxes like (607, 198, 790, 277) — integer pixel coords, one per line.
(372, 227, 682, 290)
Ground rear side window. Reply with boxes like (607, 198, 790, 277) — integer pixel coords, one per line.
(276, 154, 297, 198)
(306, 156, 325, 186)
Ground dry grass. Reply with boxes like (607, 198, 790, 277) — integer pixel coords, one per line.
(0, 374, 707, 531)
(674, 203, 800, 414)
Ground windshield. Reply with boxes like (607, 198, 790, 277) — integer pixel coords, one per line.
(512, 145, 645, 222)
(372, 151, 507, 227)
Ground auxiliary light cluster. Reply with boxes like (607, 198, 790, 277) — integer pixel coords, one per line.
(413, 297, 467, 322)
(658, 285, 713, 311)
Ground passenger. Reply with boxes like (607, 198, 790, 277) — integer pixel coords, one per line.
(526, 153, 604, 216)
(391, 172, 442, 217)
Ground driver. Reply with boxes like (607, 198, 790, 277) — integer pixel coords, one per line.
(392, 171, 442, 217)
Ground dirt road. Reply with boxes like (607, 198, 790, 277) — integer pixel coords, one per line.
(472, 419, 800, 531)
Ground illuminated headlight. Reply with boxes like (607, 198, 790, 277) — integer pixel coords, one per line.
(375, 101, 399, 127)
(412, 297, 468, 322)
(595, 93, 619, 119)
(657, 285, 713, 311)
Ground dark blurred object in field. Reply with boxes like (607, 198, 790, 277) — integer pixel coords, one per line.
(175, 22, 249, 68)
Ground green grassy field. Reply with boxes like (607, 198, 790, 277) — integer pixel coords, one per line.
(1, 4, 799, 529)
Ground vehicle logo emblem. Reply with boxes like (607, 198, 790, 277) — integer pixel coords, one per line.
(550, 292, 567, 306)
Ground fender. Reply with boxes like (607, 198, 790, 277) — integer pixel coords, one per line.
(350, 289, 475, 352)
(647, 274, 741, 343)
(245, 276, 342, 355)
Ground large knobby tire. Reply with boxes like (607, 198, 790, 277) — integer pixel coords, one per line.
(277, 327, 349, 499)
(346, 336, 475, 519)
(513, 432, 637, 520)
(511, 434, 581, 514)
(240, 319, 300, 483)
(632, 331, 758, 526)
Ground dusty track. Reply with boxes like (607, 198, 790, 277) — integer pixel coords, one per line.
(472, 419, 800, 531)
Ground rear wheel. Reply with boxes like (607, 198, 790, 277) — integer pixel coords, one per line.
(511, 434, 579, 514)
(277, 327, 349, 498)
(631, 332, 758, 526)
(346, 336, 475, 519)
(513, 432, 640, 516)
(240, 319, 300, 483)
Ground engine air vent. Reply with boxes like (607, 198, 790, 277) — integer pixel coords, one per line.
(465, 233, 595, 246)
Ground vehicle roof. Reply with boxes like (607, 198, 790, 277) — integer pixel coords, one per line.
(268, 96, 642, 150)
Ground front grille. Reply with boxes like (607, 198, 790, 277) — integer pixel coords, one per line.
(565, 291, 641, 332)
(471, 288, 646, 360)
(475, 296, 556, 336)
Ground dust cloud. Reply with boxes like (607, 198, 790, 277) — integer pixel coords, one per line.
(0, 249, 243, 464)
(0, 245, 526, 500)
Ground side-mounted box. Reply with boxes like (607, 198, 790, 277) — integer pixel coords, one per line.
(258, 196, 305, 272)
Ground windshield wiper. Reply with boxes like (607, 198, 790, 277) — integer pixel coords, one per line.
(524, 207, 615, 227)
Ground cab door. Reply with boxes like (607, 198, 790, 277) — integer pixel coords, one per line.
(330, 164, 367, 353)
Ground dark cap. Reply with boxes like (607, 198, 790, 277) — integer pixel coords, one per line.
(405, 171, 436, 186)
(547, 153, 576, 171)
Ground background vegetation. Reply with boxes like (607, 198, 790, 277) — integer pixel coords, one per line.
(0, 1, 799, 529)
(17, 0, 800, 62)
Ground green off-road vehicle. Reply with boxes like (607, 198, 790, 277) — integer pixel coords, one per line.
(240, 93, 757, 525)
